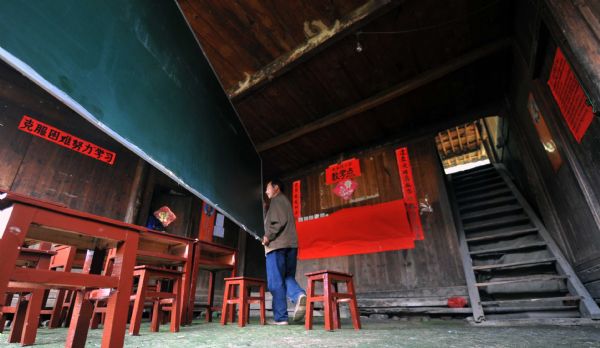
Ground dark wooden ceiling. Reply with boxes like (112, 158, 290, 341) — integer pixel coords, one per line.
(179, 0, 514, 177)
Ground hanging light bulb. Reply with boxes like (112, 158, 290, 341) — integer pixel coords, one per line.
(355, 32, 363, 53)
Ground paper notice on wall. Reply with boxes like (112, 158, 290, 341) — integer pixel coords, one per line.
(547, 48, 594, 143)
(213, 213, 225, 238)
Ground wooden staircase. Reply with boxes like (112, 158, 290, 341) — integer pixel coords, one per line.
(448, 164, 600, 323)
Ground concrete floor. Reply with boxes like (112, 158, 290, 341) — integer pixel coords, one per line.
(2, 317, 600, 348)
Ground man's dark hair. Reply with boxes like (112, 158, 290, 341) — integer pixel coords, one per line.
(268, 179, 285, 193)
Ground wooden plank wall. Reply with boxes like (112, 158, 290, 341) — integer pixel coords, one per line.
(503, 0, 600, 302)
(279, 138, 466, 298)
(0, 60, 140, 221)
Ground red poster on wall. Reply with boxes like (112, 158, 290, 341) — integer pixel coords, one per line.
(292, 180, 301, 218)
(325, 158, 361, 185)
(547, 48, 594, 143)
(395, 147, 424, 240)
(18, 115, 116, 164)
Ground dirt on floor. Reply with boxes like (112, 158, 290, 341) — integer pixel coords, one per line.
(2, 317, 600, 348)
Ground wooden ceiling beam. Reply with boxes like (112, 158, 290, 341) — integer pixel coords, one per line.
(228, 0, 402, 102)
(256, 38, 511, 152)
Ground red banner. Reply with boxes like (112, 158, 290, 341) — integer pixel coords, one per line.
(547, 48, 594, 143)
(18, 115, 116, 165)
(296, 199, 414, 259)
(395, 147, 424, 240)
(292, 180, 301, 218)
(325, 158, 361, 184)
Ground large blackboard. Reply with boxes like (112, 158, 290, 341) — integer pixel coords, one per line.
(0, 1, 264, 236)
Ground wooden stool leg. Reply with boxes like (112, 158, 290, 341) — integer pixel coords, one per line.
(0, 293, 13, 333)
(238, 282, 247, 327)
(170, 277, 181, 333)
(20, 256, 52, 345)
(20, 288, 45, 345)
(305, 278, 315, 330)
(347, 279, 361, 330)
(150, 282, 162, 333)
(220, 281, 231, 325)
(206, 271, 215, 322)
(63, 290, 77, 327)
(49, 289, 67, 328)
(8, 294, 27, 343)
(323, 276, 333, 331)
(259, 284, 266, 325)
(332, 282, 341, 330)
(228, 283, 236, 324)
(65, 291, 94, 348)
(129, 271, 149, 336)
(89, 303, 102, 330)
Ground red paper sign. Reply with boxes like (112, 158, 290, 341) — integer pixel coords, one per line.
(547, 48, 594, 143)
(332, 179, 358, 200)
(292, 180, 302, 218)
(395, 147, 424, 240)
(154, 206, 177, 227)
(18, 115, 116, 165)
(325, 158, 361, 185)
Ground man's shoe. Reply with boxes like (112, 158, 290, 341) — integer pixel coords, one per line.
(292, 294, 307, 322)
(267, 319, 289, 326)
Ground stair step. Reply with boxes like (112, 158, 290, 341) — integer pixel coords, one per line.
(463, 215, 530, 231)
(453, 172, 498, 186)
(461, 205, 523, 221)
(472, 258, 556, 271)
(476, 274, 568, 287)
(457, 188, 513, 205)
(469, 241, 547, 256)
(459, 196, 518, 213)
(467, 227, 537, 243)
(452, 170, 498, 184)
(453, 166, 495, 180)
(483, 305, 579, 313)
(481, 296, 581, 306)
(454, 176, 503, 191)
(482, 311, 581, 320)
(456, 182, 507, 198)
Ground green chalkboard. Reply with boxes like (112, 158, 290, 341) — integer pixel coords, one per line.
(0, 1, 264, 236)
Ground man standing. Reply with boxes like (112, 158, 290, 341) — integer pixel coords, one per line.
(262, 179, 306, 325)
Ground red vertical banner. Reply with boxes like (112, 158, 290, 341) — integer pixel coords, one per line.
(292, 180, 302, 219)
(547, 48, 595, 143)
(395, 147, 424, 240)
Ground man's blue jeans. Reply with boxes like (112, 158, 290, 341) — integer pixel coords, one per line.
(266, 248, 305, 322)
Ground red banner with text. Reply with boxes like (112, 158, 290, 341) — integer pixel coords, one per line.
(547, 48, 594, 143)
(396, 147, 424, 240)
(325, 158, 361, 185)
(292, 180, 302, 218)
(18, 115, 116, 165)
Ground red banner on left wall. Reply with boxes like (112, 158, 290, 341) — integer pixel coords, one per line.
(18, 115, 116, 165)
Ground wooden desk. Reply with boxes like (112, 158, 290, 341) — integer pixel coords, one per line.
(0, 192, 140, 348)
(185, 240, 237, 324)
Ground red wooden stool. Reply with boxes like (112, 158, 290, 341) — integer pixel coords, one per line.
(305, 270, 361, 331)
(220, 277, 265, 327)
(0, 246, 55, 345)
(129, 265, 183, 335)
